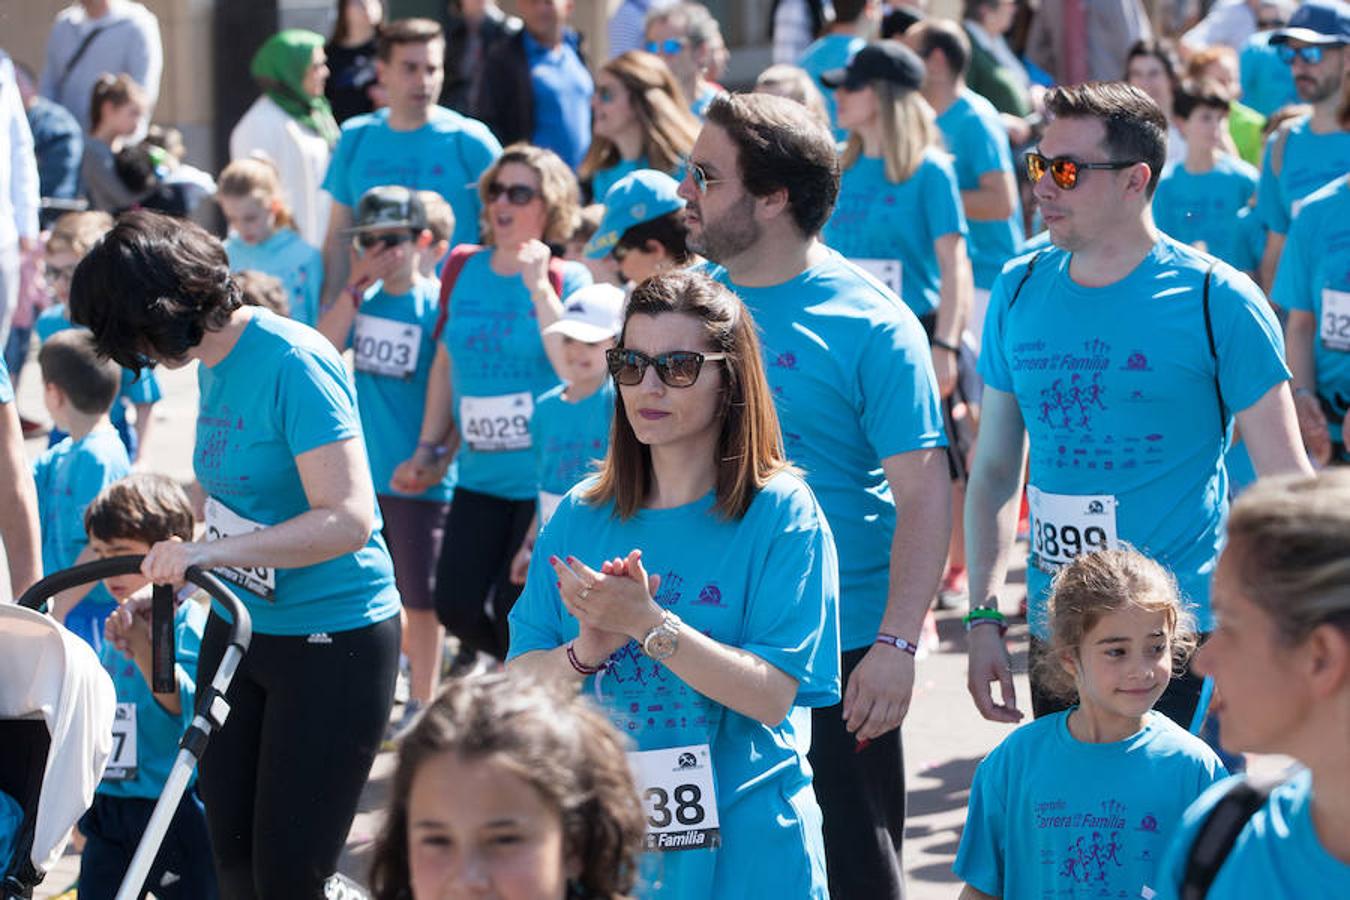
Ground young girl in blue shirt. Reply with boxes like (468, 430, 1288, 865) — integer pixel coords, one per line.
(955, 548, 1227, 899)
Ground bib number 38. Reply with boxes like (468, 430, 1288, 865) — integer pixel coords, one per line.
(1027, 487, 1119, 572)
(629, 744, 721, 852)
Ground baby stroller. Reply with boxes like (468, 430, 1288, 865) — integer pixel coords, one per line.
(2, 557, 252, 900)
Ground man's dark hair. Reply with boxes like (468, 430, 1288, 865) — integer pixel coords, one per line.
(881, 5, 925, 40)
(85, 473, 196, 545)
(1173, 78, 1233, 120)
(618, 210, 693, 264)
(69, 210, 244, 371)
(1044, 82, 1168, 195)
(910, 18, 971, 78)
(704, 92, 840, 237)
(377, 17, 444, 62)
(37, 330, 121, 415)
(833, 0, 870, 25)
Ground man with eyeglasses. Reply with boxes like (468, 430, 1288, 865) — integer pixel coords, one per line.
(966, 81, 1311, 734)
(1255, 0, 1350, 291)
(678, 90, 950, 900)
(644, 3, 724, 118)
(320, 18, 501, 315)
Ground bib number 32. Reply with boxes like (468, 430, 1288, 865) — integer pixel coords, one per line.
(629, 744, 721, 852)
(1321, 289, 1350, 352)
(1027, 487, 1119, 571)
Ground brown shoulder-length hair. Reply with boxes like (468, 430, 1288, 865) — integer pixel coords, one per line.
(579, 51, 700, 183)
(584, 270, 791, 521)
(478, 143, 581, 246)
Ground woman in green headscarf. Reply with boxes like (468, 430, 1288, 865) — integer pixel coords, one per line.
(229, 29, 337, 246)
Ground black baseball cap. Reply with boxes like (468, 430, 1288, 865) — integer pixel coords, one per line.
(820, 41, 926, 92)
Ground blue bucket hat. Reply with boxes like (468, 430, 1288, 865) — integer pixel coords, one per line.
(585, 170, 686, 260)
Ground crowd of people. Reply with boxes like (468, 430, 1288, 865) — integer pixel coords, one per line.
(0, 0, 1348, 898)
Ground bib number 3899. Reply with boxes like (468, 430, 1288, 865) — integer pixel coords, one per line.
(629, 744, 721, 852)
(1027, 487, 1119, 572)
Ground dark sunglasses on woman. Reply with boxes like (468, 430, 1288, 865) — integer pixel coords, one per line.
(486, 182, 539, 205)
(606, 348, 726, 388)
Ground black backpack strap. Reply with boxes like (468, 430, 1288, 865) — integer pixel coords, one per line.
(1181, 776, 1276, 900)
(54, 19, 126, 96)
(1007, 249, 1046, 311)
(1199, 263, 1228, 447)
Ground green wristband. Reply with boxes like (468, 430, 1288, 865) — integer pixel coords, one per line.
(962, 607, 1008, 634)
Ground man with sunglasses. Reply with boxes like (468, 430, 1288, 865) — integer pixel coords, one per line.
(1255, 0, 1350, 290)
(679, 90, 950, 900)
(966, 81, 1311, 734)
(644, 3, 724, 118)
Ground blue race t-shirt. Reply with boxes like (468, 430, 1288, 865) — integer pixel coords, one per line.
(1256, 116, 1350, 236)
(797, 33, 864, 141)
(690, 83, 718, 120)
(954, 710, 1227, 900)
(937, 89, 1025, 290)
(225, 228, 324, 327)
(592, 155, 647, 205)
(322, 106, 502, 247)
(33, 429, 130, 649)
(524, 31, 593, 171)
(708, 252, 947, 650)
(1152, 155, 1260, 272)
(533, 379, 613, 518)
(1153, 770, 1350, 899)
(443, 251, 590, 500)
(348, 277, 456, 502)
(194, 309, 399, 635)
(508, 472, 840, 900)
(0, 357, 12, 403)
(1272, 176, 1350, 458)
(822, 149, 968, 318)
(96, 599, 206, 799)
(980, 238, 1290, 636)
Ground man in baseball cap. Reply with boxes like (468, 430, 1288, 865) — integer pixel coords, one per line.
(1270, 0, 1350, 46)
(585, 170, 694, 285)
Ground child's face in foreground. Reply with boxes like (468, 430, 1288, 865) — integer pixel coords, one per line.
(1064, 604, 1173, 726)
(407, 750, 573, 900)
(89, 535, 154, 600)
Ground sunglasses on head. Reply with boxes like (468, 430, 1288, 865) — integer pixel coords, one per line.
(1025, 151, 1140, 190)
(1277, 44, 1334, 65)
(486, 182, 539, 205)
(606, 348, 726, 388)
(645, 38, 687, 55)
(354, 231, 415, 250)
(689, 161, 727, 195)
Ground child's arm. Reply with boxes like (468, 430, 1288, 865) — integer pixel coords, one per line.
(104, 591, 184, 715)
(959, 887, 997, 900)
(132, 402, 155, 465)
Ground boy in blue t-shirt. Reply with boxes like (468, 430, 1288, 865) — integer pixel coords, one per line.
(79, 474, 216, 900)
(1152, 79, 1260, 275)
(508, 283, 624, 584)
(34, 330, 130, 650)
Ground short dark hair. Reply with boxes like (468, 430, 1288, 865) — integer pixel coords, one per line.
(69, 210, 244, 371)
(617, 209, 692, 264)
(1044, 82, 1168, 195)
(37, 330, 121, 415)
(1173, 78, 1233, 120)
(704, 92, 840, 237)
(881, 5, 925, 39)
(833, 0, 870, 24)
(85, 473, 195, 546)
(910, 18, 971, 78)
(376, 17, 443, 62)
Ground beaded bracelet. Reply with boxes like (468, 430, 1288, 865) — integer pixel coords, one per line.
(566, 641, 604, 676)
(962, 607, 1009, 635)
(875, 633, 919, 656)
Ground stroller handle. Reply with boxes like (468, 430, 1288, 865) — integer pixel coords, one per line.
(14, 555, 253, 650)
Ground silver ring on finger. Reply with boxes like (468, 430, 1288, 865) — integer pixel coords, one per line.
(579, 586, 592, 601)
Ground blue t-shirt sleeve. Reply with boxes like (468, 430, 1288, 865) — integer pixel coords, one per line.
(274, 348, 361, 456)
(953, 749, 1008, 895)
(929, 157, 968, 239)
(120, 367, 162, 405)
(740, 483, 841, 708)
(965, 115, 1011, 178)
(1271, 204, 1314, 312)
(1211, 267, 1290, 413)
(978, 264, 1020, 392)
(321, 122, 358, 208)
(560, 260, 592, 298)
(1150, 774, 1248, 900)
(1255, 131, 1289, 234)
(506, 499, 572, 660)
(858, 309, 948, 457)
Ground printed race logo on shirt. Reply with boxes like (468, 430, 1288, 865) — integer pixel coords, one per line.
(629, 743, 721, 852)
(353, 314, 421, 377)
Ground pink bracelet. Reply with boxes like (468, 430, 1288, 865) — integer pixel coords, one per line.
(875, 633, 919, 656)
(566, 641, 604, 675)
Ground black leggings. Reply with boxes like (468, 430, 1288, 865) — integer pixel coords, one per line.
(433, 486, 535, 660)
(195, 613, 400, 899)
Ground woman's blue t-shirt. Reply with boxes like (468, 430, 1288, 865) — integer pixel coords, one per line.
(508, 472, 841, 899)
(194, 309, 399, 635)
(225, 228, 325, 327)
(442, 250, 590, 500)
(823, 150, 968, 318)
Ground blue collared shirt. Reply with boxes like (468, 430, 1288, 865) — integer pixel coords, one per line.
(523, 30, 592, 169)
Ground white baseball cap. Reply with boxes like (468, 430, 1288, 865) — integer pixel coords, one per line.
(542, 283, 625, 343)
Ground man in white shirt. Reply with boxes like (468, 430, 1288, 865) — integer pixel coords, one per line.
(0, 52, 39, 349)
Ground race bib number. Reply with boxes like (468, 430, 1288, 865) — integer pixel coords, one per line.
(538, 491, 563, 526)
(104, 702, 138, 781)
(1027, 487, 1119, 572)
(1321, 289, 1350, 352)
(353, 314, 421, 377)
(204, 497, 277, 600)
(460, 393, 533, 452)
(852, 258, 903, 297)
(629, 744, 721, 853)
